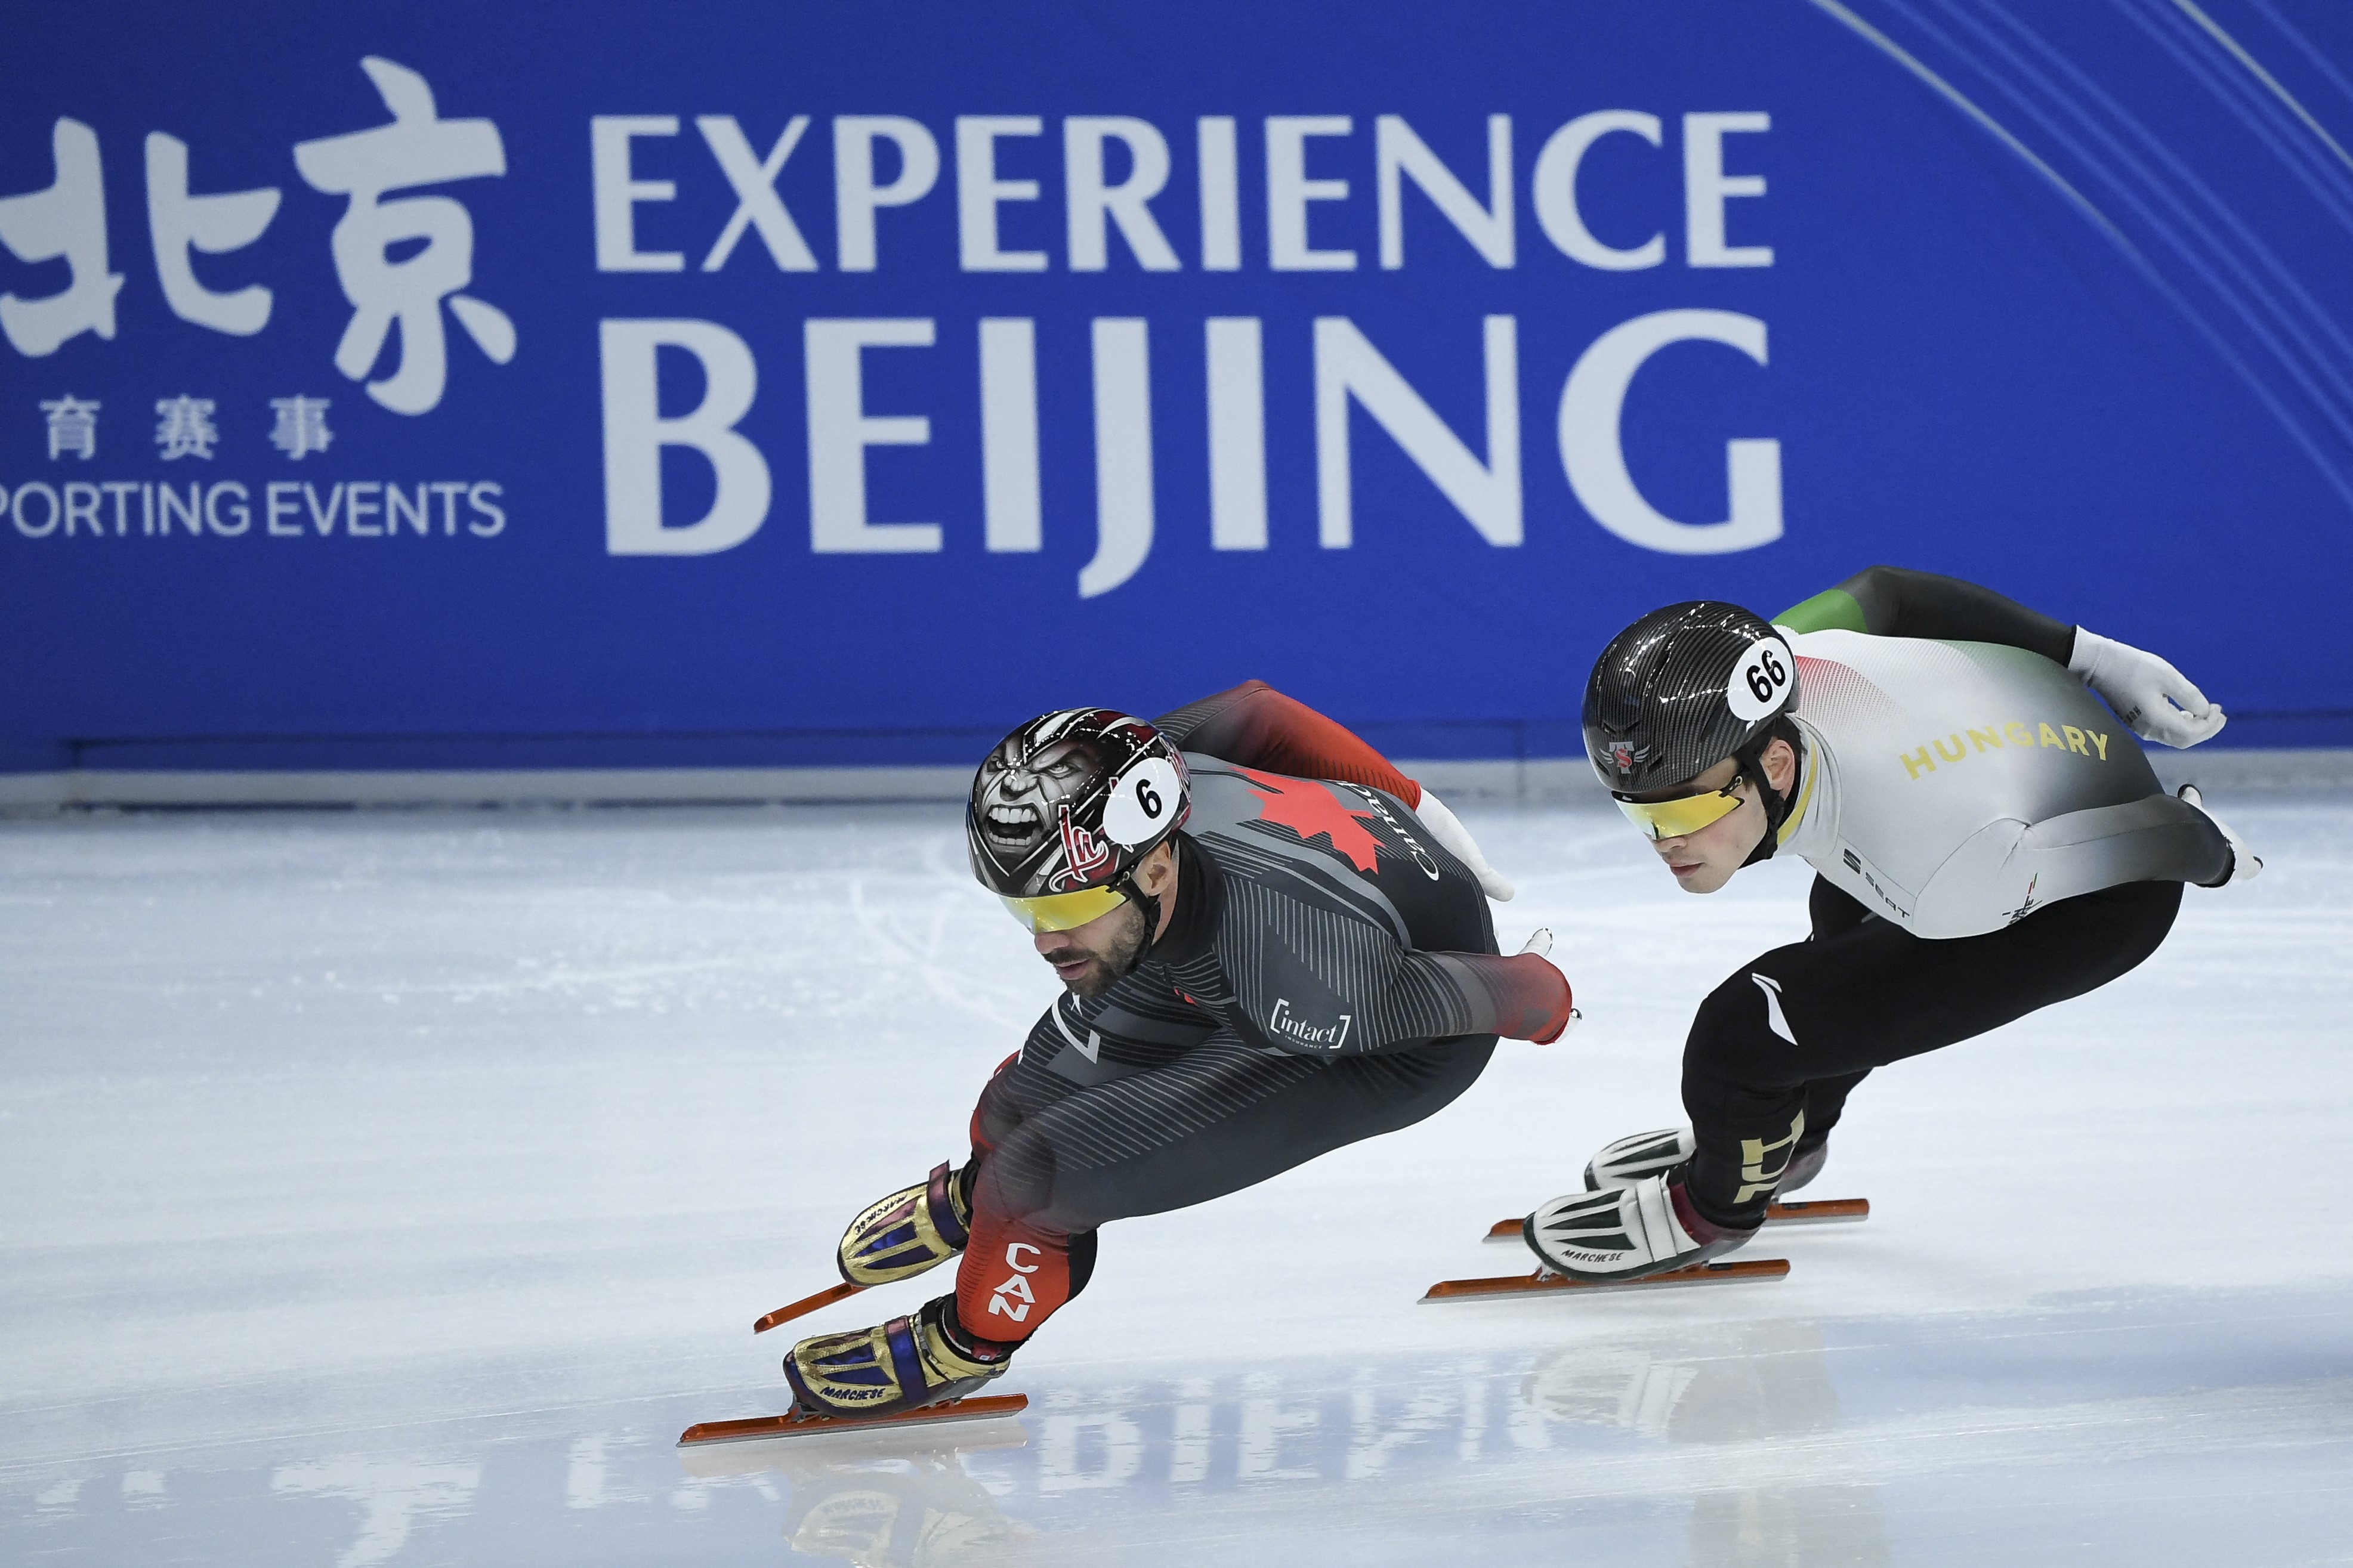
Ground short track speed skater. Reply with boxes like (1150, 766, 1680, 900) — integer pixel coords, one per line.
(1563, 567, 2252, 1281)
(693, 682, 1572, 1434)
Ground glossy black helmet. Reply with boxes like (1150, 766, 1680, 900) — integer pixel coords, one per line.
(1582, 601, 1798, 795)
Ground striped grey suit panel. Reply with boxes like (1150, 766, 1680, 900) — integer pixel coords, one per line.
(1216, 879, 1496, 1056)
(1021, 979, 1219, 1085)
(1014, 1030, 1325, 1174)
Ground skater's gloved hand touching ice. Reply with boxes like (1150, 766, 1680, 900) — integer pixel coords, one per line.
(2069, 629, 2225, 747)
(1512, 929, 1579, 1042)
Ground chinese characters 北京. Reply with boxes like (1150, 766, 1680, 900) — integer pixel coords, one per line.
(0, 57, 514, 417)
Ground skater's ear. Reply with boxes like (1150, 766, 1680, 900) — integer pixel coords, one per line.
(1134, 839, 1178, 897)
(1758, 735, 1798, 799)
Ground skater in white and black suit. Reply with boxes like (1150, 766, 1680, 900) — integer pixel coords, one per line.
(1525, 566, 2262, 1283)
(782, 684, 1573, 1420)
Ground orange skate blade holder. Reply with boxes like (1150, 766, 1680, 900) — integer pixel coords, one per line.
(678, 1394, 1031, 1446)
(1482, 1196, 1869, 1243)
(753, 1281, 866, 1335)
(1421, 1257, 1790, 1303)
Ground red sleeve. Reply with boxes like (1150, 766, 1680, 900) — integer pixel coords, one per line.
(1429, 952, 1576, 1044)
(1152, 681, 1421, 808)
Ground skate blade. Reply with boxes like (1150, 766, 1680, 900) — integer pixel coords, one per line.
(1481, 1197, 1867, 1244)
(677, 1393, 1030, 1447)
(1421, 1258, 1790, 1303)
(752, 1280, 866, 1334)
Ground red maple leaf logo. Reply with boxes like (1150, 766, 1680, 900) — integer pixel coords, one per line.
(1234, 768, 1384, 874)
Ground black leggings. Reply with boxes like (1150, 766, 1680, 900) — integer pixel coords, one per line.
(956, 1030, 1493, 1338)
(976, 1032, 1496, 1235)
(1681, 876, 2184, 1224)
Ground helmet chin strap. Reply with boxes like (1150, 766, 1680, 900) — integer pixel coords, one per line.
(1127, 879, 1164, 957)
(1736, 739, 1802, 868)
(1120, 833, 1184, 959)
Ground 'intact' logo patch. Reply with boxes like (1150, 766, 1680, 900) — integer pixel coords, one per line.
(1268, 997, 1352, 1051)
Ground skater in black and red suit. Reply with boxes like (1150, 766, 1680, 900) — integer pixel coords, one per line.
(781, 682, 1571, 1418)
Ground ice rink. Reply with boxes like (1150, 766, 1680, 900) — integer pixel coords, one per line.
(5, 790, 2351, 1567)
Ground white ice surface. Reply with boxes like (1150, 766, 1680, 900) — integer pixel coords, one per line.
(3, 796, 2350, 1567)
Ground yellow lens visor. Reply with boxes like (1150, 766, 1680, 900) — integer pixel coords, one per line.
(999, 883, 1131, 933)
(1611, 783, 1744, 842)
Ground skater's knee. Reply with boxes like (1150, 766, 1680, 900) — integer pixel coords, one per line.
(970, 1123, 1058, 1227)
(968, 1052, 1033, 1153)
(1684, 974, 1803, 1083)
(970, 1088, 1015, 1156)
(1681, 984, 1814, 1133)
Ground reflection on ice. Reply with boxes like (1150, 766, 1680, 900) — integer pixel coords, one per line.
(270, 1459, 483, 1568)
(563, 1433, 643, 1511)
(666, 1322, 1889, 1566)
(1523, 1320, 1845, 1442)
(690, 1437, 1030, 1568)
(634, 1288, 2350, 1567)
(1524, 1321, 1889, 1566)
(5, 1298, 2351, 1568)
(782, 1455, 1026, 1568)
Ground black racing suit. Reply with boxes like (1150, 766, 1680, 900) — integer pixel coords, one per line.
(952, 682, 1570, 1343)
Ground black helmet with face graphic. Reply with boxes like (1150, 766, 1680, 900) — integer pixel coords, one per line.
(967, 709, 1192, 930)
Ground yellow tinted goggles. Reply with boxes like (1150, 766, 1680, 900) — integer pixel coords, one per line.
(1611, 780, 1746, 841)
(999, 883, 1131, 933)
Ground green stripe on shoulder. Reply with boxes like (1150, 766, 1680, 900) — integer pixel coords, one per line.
(1772, 587, 1866, 635)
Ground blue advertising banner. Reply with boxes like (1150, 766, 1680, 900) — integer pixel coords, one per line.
(4, 0, 2351, 777)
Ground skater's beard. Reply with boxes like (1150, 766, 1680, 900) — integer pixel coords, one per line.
(1038, 900, 1150, 998)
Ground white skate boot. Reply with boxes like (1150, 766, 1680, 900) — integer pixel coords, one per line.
(1585, 1127, 1828, 1196)
(1525, 1173, 1756, 1282)
(1583, 1127, 1696, 1191)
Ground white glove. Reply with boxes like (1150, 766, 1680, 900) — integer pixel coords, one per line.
(2068, 629, 2227, 749)
(1412, 788, 1516, 901)
(2177, 785, 2262, 884)
(1515, 928, 1582, 1039)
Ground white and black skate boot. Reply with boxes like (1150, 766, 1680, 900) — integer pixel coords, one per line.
(1526, 1173, 1757, 1282)
(2178, 785, 2262, 884)
(1583, 1127, 1696, 1191)
(1588, 1127, 1832, 1198)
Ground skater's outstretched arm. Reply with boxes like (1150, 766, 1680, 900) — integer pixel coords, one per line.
(1773, 565, 2075, 661)
(1154, 682, 1520, 899)
(1774, 565, 2225, 747)
(1230, 894, 1573, 1054)
(1415, 948, 1577, 1045)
